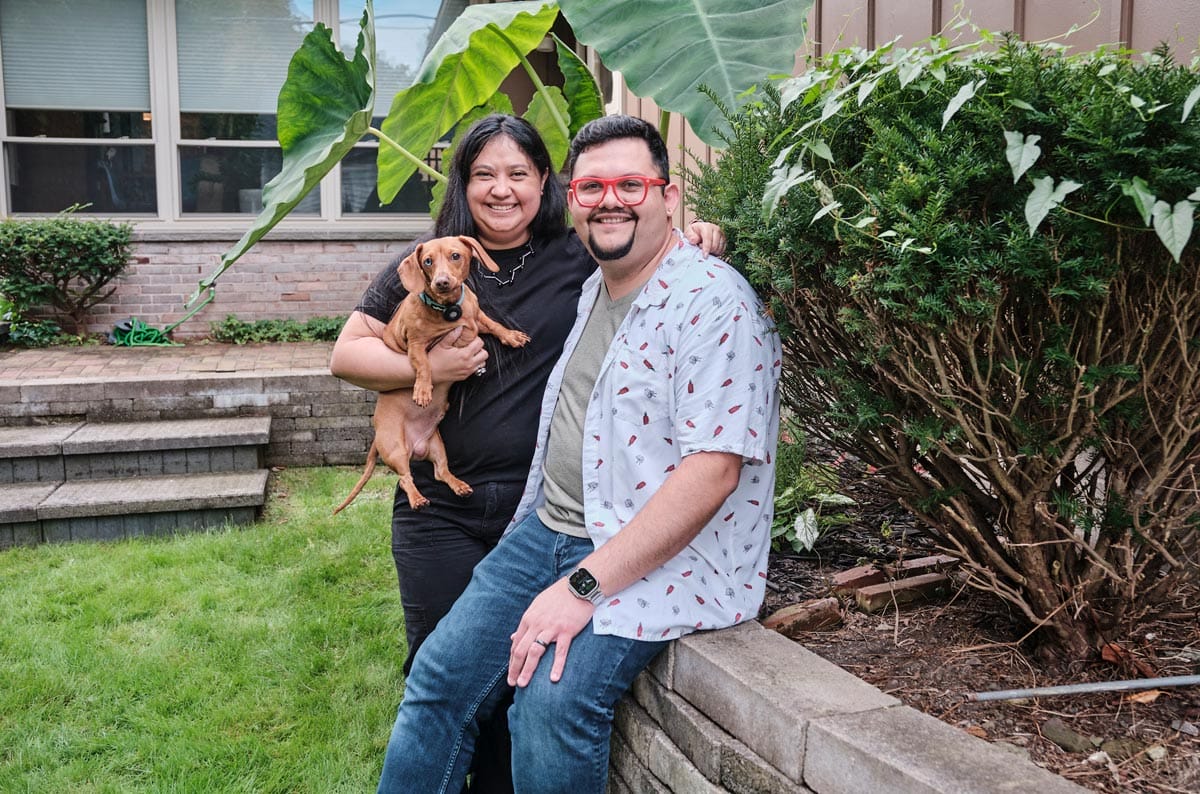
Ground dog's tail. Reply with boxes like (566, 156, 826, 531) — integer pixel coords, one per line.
(333, 443, 380, 515)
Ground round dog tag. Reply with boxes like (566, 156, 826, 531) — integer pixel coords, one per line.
(443, 305, 462, 322)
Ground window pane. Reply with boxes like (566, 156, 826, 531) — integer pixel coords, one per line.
(6, 110, 152, 140)
(177, 0, 313, 115)
(179, 113, 278, 142)
(6, 143, 156, 213)
(345, 0, 447, 106)
(1, 0, 149, 111)
(180, 146, 317, 214)
(341, 148, 435, 214)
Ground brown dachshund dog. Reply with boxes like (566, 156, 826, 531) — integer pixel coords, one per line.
(334, 236, 530, 514)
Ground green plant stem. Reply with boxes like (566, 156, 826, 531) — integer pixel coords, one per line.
(660, 109, 671, 142)
(488, 24, 572, 142)
(369, 127, 447, 184)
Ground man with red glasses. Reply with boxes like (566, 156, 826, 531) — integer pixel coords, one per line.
(377, 115, 781, 794)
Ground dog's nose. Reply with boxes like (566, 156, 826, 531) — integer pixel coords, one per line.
(432, 276, 452, 291)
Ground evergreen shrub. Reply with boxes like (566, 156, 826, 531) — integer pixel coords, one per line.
(0, 209, 133, 336)
(209, 315, 347, 344)
(691, 37, 1200, 657)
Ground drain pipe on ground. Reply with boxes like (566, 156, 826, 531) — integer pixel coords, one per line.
(968, 674, 1200, 701)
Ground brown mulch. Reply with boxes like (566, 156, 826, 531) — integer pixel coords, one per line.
(760, 468, 1200, 793)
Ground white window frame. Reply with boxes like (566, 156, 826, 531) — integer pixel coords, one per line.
(0, 0, 434, 237)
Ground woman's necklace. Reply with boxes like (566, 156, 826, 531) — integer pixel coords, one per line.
(477, 242, 534, 287)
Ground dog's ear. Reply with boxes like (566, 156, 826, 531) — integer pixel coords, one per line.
(398, 245, 426, 293)
(460, 235, 501, 273)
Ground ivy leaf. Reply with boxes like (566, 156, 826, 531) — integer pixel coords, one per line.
(1009, 98, 1036, 111)
(1122, 177, 1157, 226)
(820, 98, 845, 123)
(771, 143, 798, 169)
(1151, 199, 1195, 263)
(791, 508, 820, 552)
(810, 201, 843, 225)
(857, 78, 879, 106)
(1190, 187, 1200, 202)
(779, 69, 830, 110)
(942, 79, 984, 130)
(1024, 176, 1081, 235)
(761, 164, 813, 221)
(898, 58, 924, 88)
(1183, 84, 1200, 122)
(807, 139, 834, 162)
(1003, 130, 1042, 184)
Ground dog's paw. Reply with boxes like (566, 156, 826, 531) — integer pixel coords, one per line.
(451, 482, 473, 497)
(409, 494, 430, 510)
(412, 386, 433, 406)
(502, 331, 531, 348)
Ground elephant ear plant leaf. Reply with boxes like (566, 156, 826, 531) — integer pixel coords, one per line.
(376, 1, 560, 202)
(558, 0, 813, 145)
(523, 87, 572, 169)
(552, 32, 604, 139)
(192, 4, 377, 305)
(202, 0, 813, 304)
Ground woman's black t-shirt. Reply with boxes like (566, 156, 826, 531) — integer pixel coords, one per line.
(356, 230, 595, 490)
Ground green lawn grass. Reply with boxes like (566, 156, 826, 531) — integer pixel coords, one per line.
(0, 467, 404, 793)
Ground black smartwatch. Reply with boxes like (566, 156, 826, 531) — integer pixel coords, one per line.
(568, 567, 605, 605)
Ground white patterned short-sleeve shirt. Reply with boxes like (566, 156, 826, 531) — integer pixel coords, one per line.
(510, 231, 782, 641)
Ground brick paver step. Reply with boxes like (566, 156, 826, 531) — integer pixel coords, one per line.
(0, 418, 272, 483)
(0, 423, 83, 458)
(0, 482, 60, 524)
(1, 470, 270, 548)
(37, 470, 269, 520)
(0, 417, 271, 460)
(61, 417, 271, 454)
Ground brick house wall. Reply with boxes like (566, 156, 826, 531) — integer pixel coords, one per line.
(85, 232, 418, 340)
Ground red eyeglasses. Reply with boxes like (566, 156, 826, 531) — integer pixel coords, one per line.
(568, 175, 667, 207)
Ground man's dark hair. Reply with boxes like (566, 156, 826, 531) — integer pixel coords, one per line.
(566, 115, 670, 181)
(435, 114, 568, 242)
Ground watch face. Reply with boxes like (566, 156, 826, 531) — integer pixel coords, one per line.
(570, 568, 598, 596)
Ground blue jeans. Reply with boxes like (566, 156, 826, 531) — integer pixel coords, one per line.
(377, 514, 668, 794)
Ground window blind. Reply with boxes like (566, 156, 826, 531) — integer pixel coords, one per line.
(0, 0, 149, 111)
(176, 0, 313, 115)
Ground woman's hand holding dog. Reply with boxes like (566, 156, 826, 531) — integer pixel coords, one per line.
(428, 327, 489, 383)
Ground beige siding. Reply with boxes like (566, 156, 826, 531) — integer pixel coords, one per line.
(1130, 0, 1200, 53)
(618, 0, 1200, 222)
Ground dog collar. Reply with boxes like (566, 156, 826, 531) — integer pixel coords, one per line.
(419, 290, 464, 322)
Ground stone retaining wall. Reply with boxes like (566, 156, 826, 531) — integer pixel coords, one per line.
(0, 371, 375, 469)
(609, 621, 1086, 793)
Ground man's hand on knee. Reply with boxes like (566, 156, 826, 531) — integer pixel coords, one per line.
(507, 579, 594, 686)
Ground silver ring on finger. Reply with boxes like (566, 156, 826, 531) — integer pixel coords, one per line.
(533, 638, 550, 648)
(475, 365, 487, 377)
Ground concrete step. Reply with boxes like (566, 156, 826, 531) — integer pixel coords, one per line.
(1, 470, 270, 547)
(0, 417, 271, 484)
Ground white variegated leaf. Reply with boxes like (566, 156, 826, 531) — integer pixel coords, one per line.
(1151, 199, 1195, 263)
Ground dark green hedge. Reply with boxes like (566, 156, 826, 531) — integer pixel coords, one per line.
(691, 38, 1200, 656)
